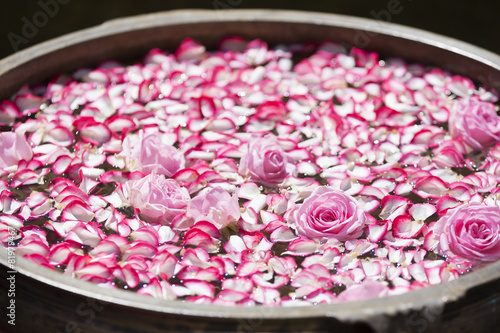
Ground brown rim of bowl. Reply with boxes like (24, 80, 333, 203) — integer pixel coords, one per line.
(1, 8, 500, 327)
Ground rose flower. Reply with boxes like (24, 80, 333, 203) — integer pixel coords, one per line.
(121, 131, 185, 177)
(433, 203, 500, 264)
(122, 173, 190, 225)
(294, 186, 366, 241)
(239, 134, 293, 187)
(449, 97, 500, 150)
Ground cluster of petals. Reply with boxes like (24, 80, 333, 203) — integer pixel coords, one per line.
(1, 36, 500, 306)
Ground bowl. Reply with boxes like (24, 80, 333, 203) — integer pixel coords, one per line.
(1, 9, 500, 333)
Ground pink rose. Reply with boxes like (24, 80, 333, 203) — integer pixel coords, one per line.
(0, 131, 33, 169)
(239, 134, 293, 187)
(294, 186, 366, 241)
(187, 187, 240, 229)
(433, 203, 500, 264)
(449, 98, 500, 150)
(122, 173, 190, 225)
(122, 132, 185, 177)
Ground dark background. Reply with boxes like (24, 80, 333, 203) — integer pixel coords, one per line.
(0, 0, 499, 60)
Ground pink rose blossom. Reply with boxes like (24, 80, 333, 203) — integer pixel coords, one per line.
(187, 187, 240, 229)
(122, 173, 190, 225)
(294, 186, 366, 241)
(0, 131, 33, 169)
(433, 203, 500, 264)
(239, 134, 293, 187)
(121, 132, 185, 177)
(449, 98, 500, 150)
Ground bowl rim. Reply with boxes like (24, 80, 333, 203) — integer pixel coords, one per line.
(2, 9, 500, 76)
(1, 8, 500, 326)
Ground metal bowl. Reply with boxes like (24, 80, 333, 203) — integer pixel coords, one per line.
(1, 9, 500, 333)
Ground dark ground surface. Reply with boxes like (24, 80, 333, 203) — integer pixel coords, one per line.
(0, 0, 499, 60)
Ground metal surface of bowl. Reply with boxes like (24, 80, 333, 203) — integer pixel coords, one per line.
(1, 9, 500, 333)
